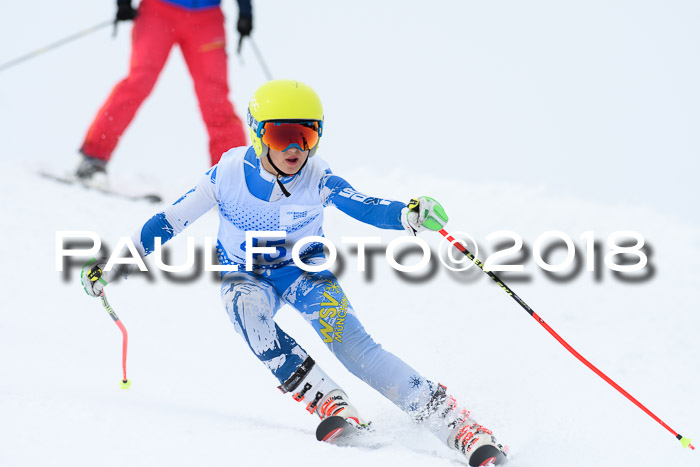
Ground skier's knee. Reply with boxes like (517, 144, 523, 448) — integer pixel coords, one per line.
(332, 333, 384, 378)
(120, 67, 160, 96)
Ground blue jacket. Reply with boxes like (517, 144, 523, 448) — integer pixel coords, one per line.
(152, 0, 252, 16)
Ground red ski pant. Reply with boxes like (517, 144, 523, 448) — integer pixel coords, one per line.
(81, 0, 246, 165)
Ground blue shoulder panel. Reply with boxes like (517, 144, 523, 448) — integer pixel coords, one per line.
(243, 147, 274, 201)
(243, 147, 298, 201)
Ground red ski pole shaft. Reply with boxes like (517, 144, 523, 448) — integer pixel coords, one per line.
(438, 228, 694, 450)
(100, 293, 131, 389)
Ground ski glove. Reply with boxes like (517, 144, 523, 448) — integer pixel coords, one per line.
(237, 15, 253, 37)
(401, 196, 449, 235)
(81, 258, 133, 297)
(115, 0, 138, 22)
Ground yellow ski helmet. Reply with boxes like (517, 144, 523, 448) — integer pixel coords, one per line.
(247, 80, 324, 159)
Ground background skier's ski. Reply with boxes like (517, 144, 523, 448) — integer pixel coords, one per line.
(38, 170, 163, 203)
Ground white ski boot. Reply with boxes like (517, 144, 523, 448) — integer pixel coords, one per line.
(316, 389, 366, 428)
(448, 416, 508, 466)
(278, 357, 369, 429)
(417, 383, 508, 466)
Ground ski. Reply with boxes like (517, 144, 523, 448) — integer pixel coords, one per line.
(38, 171, 163, 204)
(316, 416, 353, 442)
(315, 416, 381, 448)
(316, 416, 506, 466)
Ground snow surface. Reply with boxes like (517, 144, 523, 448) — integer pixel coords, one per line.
(1, 1, 699, 467)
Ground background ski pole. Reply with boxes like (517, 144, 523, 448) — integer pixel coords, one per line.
(0, 19, 112, 73)
(100, 292, 132, 390)
(236, 35, 272, 80)
(438, 228, 694, 450)
(248, 37, 273, 81)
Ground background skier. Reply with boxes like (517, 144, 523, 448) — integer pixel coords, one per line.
(75, 0, 253, 185)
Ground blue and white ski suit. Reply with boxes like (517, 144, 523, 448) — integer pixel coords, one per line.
(132, 146, 435, 413)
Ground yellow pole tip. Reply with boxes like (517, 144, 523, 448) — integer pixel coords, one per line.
(679, 436, 693, 449)
(120, 379, 132, 390)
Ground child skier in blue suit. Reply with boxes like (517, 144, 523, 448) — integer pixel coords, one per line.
(82, 80, 508, 466)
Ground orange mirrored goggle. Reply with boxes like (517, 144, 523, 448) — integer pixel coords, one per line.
(259, 121, 322, 152)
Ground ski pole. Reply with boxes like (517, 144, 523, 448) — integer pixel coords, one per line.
(438, 228, 694, 450)
(0, 19, 112, 73)
(248, 37, 273, 81)
(100, 292, 132, 389)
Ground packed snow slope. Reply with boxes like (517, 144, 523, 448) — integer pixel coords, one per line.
(1, 2, 699, 467)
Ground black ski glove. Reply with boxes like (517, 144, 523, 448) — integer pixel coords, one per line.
(237, 15, 253, 38)
(116, 0, 138, 22)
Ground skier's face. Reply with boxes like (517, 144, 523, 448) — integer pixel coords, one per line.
(265, 147, 310, 175)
